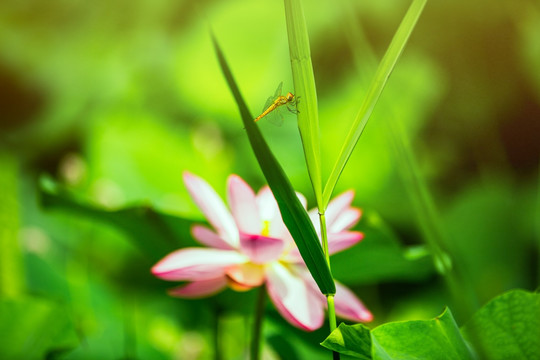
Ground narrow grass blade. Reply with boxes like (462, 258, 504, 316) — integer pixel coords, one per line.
(284, 0, 323, 212)
(343, 0, 479, 316)
(322, 0, 428, 207)
(211, 34, 336, 295)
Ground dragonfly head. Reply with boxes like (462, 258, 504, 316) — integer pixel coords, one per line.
(286, 92, 294, 101)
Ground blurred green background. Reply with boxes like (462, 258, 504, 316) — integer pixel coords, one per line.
(1, 0, 539, 358)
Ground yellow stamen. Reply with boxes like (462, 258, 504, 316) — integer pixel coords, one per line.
(261, 220, 271, 237)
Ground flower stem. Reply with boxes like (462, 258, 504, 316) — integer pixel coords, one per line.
(250, 285, 266, 360)
(319, 212, 331, 272)
(319, 212, 340, 359)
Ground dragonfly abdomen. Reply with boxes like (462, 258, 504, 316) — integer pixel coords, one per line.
(254, 101, 279, 122)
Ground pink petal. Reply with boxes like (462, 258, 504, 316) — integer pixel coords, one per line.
(296, 192, 308, 209)
(227, 175, 261, 234)
(268, 218, 291, 242)
(152, 248, 247, 281)
(239, 233, 286, 264)
(334, 281, 373, 322)
(308, 208, 321, 234)
(327, 231, 364, 255)
(256, 186, 289, 239)
(192, 225, 235, 250)
(283, 231, 363, 263)
(256, 186, 278, 221)
(265, 262, 325, 331)
(325, 191, 355, 230)
(183, 172, 239, 248)
(329, 208, 361, 233)
(280, 248, 303, 264)
(309, 204, 359, 235)
(168, 277, 228, 298)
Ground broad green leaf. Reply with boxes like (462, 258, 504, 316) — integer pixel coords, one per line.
(320, 322, 372, 359)
(0, 297, 78, 359)
(323, 0, 428, 207)
(462, 289, 540, 360)
(211, 34, 335, 295)
(284, 0, 322, 212)
(322, 289, 540, 359)
(331, 209, 434, 285)
(322, 308, 474, 359)
(39, 176, 196, 261)
(371, 308, 474, 360)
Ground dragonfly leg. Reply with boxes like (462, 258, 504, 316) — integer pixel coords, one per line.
(287, 105, 299, 114)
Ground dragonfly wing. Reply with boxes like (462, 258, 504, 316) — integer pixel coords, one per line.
(261, 96, 274, 112)
(273, 81, 283, 98)
(266, 108, 284, 126)
(254, 82, 285, 125)
(267, 82, 284, 125)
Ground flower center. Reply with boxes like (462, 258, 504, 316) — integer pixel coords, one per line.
(261, 220, 271, 237)
(226, 262, 265, 291)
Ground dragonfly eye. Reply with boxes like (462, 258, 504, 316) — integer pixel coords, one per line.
(286, 92, 294, 101)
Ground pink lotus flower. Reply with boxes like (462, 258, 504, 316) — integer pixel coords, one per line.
(152, 172, 372, 331)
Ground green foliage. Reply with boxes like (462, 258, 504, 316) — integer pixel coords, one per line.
(39, 175, 195, 261)
(331, 209, 434, 285)
(0, 152, 24, 296)
(0, 297, 79, 360)
(322, 289, 540, 359)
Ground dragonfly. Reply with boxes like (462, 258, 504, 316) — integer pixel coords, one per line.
(254, 82, 299, 125)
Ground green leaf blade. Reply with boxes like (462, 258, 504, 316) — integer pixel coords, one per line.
(212, 34, 335, 295)
(284, 0, 323, 211)
(323, 0, 428, 206)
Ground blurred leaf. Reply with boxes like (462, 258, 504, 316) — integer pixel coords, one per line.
(442, 180, 534, 303)
(211, 34, 335, 295)
(266, 313, 339, 359)
(331, 209, 434, 285)
(0, 151, 24, 296)
(323, 0, 428, 206)
(268, 334, 302, 360)
(284, 0, 322, 211)
(39, 175, 196, 261)
(462, 289, 540, 360)
(0, 296, 78, 360)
